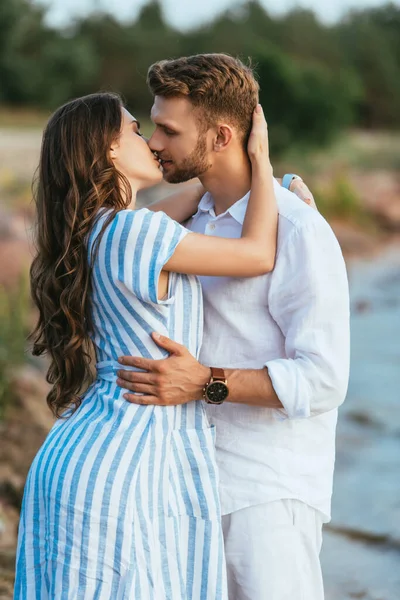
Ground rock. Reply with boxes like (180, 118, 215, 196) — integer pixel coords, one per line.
(0, 365, 53, 560)
(329, 220, 380, 259)
(352, 170, 400, 231)
(353, 300, 372, 313)
(0, 547, 16, 599)
(0, 207, 33, 289)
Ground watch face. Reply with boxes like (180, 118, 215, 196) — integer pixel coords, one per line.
(206, 381, 229, 404)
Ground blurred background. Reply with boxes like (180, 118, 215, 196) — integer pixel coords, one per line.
(0, 1, 400, 598)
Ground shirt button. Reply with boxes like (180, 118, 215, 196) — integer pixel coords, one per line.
(209, 224, 216, 231)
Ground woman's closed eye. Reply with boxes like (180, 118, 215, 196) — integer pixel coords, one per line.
(132, 120, 143, 137)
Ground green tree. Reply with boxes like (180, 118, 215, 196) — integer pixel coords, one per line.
(337, 4, 400, 127)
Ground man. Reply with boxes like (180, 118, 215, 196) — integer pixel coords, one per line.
(117, 54, 350, 599)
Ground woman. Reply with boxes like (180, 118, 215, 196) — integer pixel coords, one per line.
(14, 92, 276, 599)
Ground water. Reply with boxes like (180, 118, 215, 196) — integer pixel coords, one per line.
(322, 247, 400, 600)
(1, 243, 399, 599)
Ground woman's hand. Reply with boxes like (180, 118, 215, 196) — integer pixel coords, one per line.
(247, 104, 271, 169)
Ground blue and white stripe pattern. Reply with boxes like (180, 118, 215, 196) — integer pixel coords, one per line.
(14, 208, 227, 599)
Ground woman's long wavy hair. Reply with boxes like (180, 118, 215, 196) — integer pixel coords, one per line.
(30, 92, 131, 418)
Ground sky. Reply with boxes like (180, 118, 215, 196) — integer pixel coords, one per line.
(37, 0, 400, 29)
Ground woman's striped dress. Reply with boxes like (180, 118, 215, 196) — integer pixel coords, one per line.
(14, 208, 227, 599)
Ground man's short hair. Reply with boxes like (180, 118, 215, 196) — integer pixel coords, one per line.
(147, 53, 259, 141)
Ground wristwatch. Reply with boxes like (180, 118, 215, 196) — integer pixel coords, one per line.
(282, 173, 303, 190)
(203, 367, 229, 405)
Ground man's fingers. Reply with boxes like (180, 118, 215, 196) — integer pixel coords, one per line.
(124, 393, 160, 405)
(151, 332, 186, 355)
(118, 381, 154, 395)
(117, 370, 155, 385)
(118, 355, 159, 371)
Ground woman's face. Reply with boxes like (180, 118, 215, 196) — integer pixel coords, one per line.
(110, 108, 162, 190)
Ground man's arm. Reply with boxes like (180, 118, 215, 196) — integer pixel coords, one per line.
(116, 334, 282, 408)
(117, 214, 349, 417)
(261, 216, 350, 418)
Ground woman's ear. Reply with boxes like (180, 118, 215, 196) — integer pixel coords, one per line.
(109, 143, 118, 160)
(213, 124, 233, 152)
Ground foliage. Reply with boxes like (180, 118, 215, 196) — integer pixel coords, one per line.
(314, 172, 374, 228)
(0, 0, 399, 156)
(0, 277, 30, 419)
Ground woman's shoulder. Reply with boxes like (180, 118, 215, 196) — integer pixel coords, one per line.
(105, 206, 171, 227)
(90, 206, 186, 255)
(103, 206, 150, 222)
(93, 206, 153, 235)
(93, 207, 181, 246)
(89, 207, 144, 247)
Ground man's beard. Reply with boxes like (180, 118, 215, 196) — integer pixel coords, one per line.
(163, 134, 211, 184)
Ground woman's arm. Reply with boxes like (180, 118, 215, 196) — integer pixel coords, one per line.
(164, 105, 278, 278)
(148, 182, 204, 223)
(148, 173, 314, 227)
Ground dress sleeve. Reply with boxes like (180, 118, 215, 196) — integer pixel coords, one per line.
(114, 208, 189, 304)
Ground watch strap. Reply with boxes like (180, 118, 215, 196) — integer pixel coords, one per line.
(210, 367, 226, 382)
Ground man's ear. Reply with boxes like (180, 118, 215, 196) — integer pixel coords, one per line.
(213, 124, 233, 152)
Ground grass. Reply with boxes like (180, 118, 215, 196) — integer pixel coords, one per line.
(0, 277, 31, 420)
(275, 129, 400, 227)
(0, 107, 154, 133)
(0, 171, 33, 209)
(313, 172, 377, 230)
(278, 129, 400, 175)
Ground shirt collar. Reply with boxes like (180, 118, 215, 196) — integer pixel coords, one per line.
(197, 192, 215, 214)
(196, 178, 281, 225)
(197, 191, 249, 225)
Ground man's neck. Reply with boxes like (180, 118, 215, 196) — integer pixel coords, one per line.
(199, 152, 251, 216)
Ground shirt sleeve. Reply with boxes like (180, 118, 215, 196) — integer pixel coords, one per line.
(265, 216, 350, 419)
(114, 208, 189, 304)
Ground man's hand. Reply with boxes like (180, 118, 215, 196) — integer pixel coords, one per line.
(117, 332, 210, 406)
(289, 178, 318, 210)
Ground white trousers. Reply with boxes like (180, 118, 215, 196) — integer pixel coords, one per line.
(221, 499, 325, 600)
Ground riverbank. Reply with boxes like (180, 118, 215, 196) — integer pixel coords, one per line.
(1, 246, 399, 599)
(0, 127, 399, 598)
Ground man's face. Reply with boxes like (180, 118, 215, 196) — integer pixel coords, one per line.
(148, 96, 212, 184)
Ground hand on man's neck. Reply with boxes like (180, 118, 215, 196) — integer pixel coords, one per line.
(199, 150, 252, 216)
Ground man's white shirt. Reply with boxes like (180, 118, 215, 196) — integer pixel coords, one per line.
(187, 179, 350, 521)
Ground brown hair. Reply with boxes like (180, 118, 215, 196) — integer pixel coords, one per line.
(147, 53, 259, 141)
(30, 92, 131, 418)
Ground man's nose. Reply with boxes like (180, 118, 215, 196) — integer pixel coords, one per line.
(147, 132, 163, 153)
